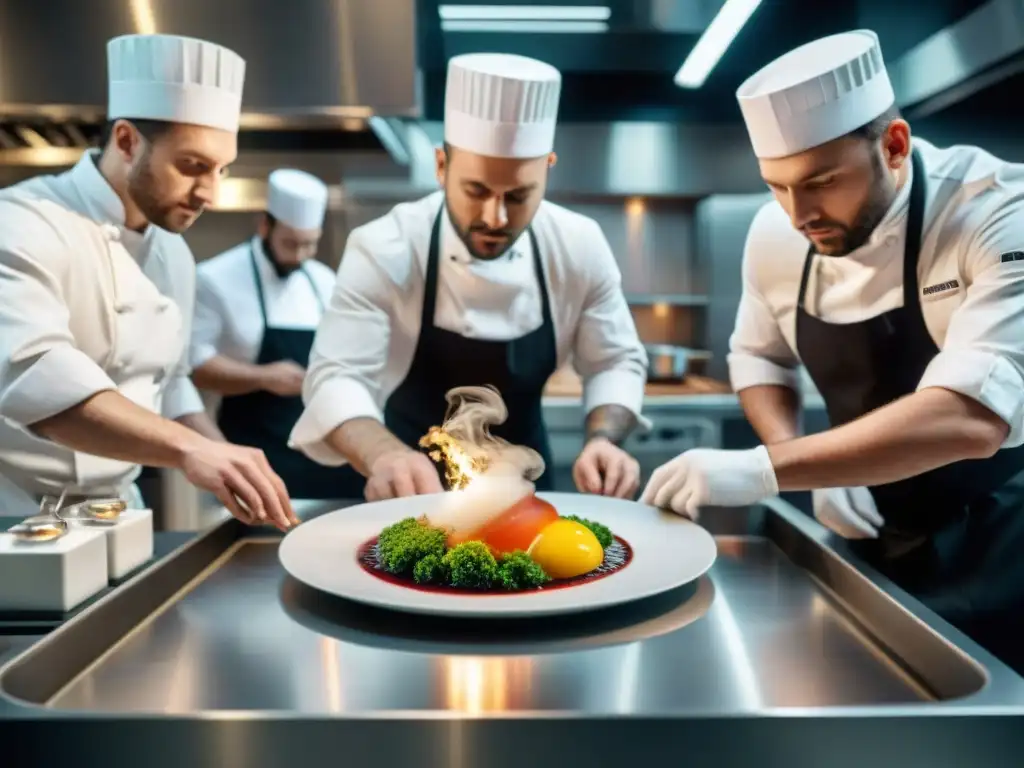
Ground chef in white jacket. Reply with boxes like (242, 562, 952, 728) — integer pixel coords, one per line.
(190, 169, 344, 498)
(0, 33, 295, 530)
(290, 53, 648, 501)
(641, 30, 1024, 674)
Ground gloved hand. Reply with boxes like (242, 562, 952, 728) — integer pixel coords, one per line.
(812, 486, 883, 539)
(639, 446, 779, 520)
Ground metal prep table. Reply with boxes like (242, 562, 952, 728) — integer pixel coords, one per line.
(2, 496, 1024, 768)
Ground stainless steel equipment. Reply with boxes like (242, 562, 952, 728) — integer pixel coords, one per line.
(645, 343, 693, 382)
(7, 491, 68, 542)
(7, 492, 128, 541)
(0, 0, 422, 201)
(544, 399, 724, 491)
(3, 497, 1024, 767)
(0, 0, 417, 120)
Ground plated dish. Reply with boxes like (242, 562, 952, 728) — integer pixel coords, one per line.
(278, 384, 717, 618)
(358, 500, 631, 594)
(279, 491, 717, 619)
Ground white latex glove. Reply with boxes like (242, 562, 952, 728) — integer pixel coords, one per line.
(639, 446, 779, 520)
(812, 486, 884, 539)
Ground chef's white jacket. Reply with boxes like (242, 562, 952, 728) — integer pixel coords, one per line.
(190, 237, 336, 414)
(289, 190, 649, 466)
(0, 151, 204, 498)
(729, 137, 1024, 447)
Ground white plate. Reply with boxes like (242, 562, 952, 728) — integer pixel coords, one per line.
(278, 491, 717, 618)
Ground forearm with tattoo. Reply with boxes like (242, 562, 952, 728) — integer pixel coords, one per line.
(585, 404, 638, 445)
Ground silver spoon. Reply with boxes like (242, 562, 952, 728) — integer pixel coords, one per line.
(8, 490, 69, 543)
(64, 497, 127, 526)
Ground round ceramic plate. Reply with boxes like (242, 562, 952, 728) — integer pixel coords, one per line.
(278, 491, 717, 618)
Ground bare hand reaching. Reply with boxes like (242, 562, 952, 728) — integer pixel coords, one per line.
(259, 360, 306, 397)
(180, 438, 298, 530)
(573, 437, 641, 499)
(365, 448, 443, 501)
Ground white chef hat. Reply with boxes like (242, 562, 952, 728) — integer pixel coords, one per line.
(267, 169, 329, 230)
(736, 30, 895, 159)
(444, 53, 562, 159)
(107, 34, 246, 133)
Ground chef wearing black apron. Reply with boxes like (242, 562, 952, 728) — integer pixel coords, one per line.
(382, 208, 558, 491)
(642, 30, 1024, 676)
(191, 169, 361, 499)
(215, 244, 363, 498)
(288, 53, 650, 500)
(794, 148, 1024, 674)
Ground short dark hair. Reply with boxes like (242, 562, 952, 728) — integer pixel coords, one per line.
(847, 104, 904, 142)
(97, 118, 174, 149)
(263, 211, 278, 231)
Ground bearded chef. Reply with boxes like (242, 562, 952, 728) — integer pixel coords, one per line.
(641, 30, 1024, 674)
(289, 53, 649, 501)
(0, 33, 296, 530)
(189, 169, 344, 498)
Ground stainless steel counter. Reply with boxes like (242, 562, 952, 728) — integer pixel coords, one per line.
(3, 497, 1024, 768)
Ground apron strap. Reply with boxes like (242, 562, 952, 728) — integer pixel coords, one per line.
(422, 207, 549, 332)
(247, 243, 270, 327)
(249, 243, 327, 319)
(421, 206, 445, 330)
(527, 227, 553, 329)
(298, 265, 326, 313)
(902, 148, 927, 308)
(797, 242, 815, 311)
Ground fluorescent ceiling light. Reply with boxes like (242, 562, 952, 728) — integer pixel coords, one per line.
(441, 20, 608, 33)
(438, 5, 611, 21)
(674, 0, 763, 88)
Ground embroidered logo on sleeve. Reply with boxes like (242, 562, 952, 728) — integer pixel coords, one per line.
(922, 279, 960, 297)
(1000, 251, 1024, 263)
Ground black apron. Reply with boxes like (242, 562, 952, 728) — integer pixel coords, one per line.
(217, 246, 364, 499)
(381, 208, 559, 491)
(795, 149, 1024, 675)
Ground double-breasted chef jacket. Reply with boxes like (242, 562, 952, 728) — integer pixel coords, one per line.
(729, 137, 1024, 446)
(190, 237, 337, 415)
(289, 190, 650, 472)
(0, 150, 204, 506)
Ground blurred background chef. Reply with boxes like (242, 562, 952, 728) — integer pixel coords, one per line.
(0, 33, 294, 530)
(190, 168, 343, 498)
(290, 53, 649, 501)
(641, 30, 1024, 674)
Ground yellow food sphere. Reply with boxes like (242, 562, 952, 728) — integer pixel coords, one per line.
(527, 519, 604, 580)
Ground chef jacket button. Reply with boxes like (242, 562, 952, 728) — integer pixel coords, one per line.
(100, 224, 120, 242)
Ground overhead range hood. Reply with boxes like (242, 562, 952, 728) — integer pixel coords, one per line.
(890, 0, 1024, 118)
(0, 0, 421, 205)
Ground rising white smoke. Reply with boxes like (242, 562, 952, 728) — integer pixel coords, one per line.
(420, 385, 546, 535)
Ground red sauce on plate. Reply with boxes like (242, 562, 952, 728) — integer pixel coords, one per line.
(356, 534, 633, 595)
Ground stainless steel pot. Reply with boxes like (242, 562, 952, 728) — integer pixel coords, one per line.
(644, 344, 692, 382)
